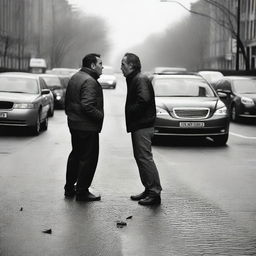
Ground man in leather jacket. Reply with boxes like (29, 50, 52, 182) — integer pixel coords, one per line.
(121, 53, 162, 205)
(64, 53, 104, 201)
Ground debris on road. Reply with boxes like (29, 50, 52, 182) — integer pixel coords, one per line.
(20, 207, 23, 211)
(126, 215, 133, 220)
(116, 221, 127, 228)
(42, 229, 52, 234)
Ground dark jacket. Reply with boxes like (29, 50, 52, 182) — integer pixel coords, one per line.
(125, 71, 156, 132)
(65, 67, 104, 132)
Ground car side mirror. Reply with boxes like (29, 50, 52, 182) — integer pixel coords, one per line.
(217, 92, 228, 99)
(41, 89, 50, 95)
(217, 89, 231, 95)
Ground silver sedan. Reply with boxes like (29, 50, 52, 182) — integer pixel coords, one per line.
(0, 72, 52, 135)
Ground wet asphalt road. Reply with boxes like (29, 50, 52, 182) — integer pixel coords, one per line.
(0, 74, 256, 255)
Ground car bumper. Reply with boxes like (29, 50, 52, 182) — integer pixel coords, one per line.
(238, 105, 256, 118)
(0, 109, 38, 127)
(154, 115, 229, 136)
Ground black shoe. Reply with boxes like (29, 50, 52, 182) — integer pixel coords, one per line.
(130, 190, 149, 201)
(64, 187, 76, 198)
(138, 195, 161, 206)
(64, 184, 76, 198)
(76, 192, 101, 202)
(64, 190, 76, 198)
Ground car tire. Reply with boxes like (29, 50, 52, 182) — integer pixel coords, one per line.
(30, 113, 41, 136)
(41, 116, 48, 131)
(212, 134, 228, 146)
(231, 104, 239, 122)
(49, 105, 54, 117)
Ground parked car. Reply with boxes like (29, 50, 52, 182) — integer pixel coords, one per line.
(198, 71, 224, 87)
(47, 68, 78, 77)
(154, 66, 187, 74)
(213, 76, 256, 121)
(39, 74, 65, 109)
(0, 72, 51, 135)
(98, 66, 117, 89)
(152, 72, 230, 145)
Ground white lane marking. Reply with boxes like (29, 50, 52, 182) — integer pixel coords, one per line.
(230, 132, 256, 139)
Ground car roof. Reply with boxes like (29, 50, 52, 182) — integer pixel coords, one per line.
(153, 66, 187, 74)
(0, 72, 39, 79)
(223, 76, 256, 80)
(198, 71, 223, 75)
(153, 72, 202, 79)
(38, 74, 60, 78)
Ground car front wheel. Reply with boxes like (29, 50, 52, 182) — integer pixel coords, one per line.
(41, 116, 48, 131)
(48, 105, 54, 117)
(30, 113, 41, 136)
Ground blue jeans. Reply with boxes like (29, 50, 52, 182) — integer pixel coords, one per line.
(131, 127, 162, 195)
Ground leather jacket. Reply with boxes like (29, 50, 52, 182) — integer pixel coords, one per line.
(125, 71, 156, 132)
(65, 67, 104, 132)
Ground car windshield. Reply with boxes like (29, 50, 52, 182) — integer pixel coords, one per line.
(41, 76, 62, 89)
(0, 76, 39, 94)
(233, 79, 256, 93)
(153, 77, 215, 97)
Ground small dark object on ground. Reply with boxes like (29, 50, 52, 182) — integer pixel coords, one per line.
(126, 215, 133, 220)
(42, 229, 52, 234)
(116, 221, 127, 228)
(20, 207, 23, 211)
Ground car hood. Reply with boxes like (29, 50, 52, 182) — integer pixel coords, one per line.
(0, 92, 39, 102)
(98, 74, 116, 81)
(236, 93, 256, 100)
(156, 97, 218, 111)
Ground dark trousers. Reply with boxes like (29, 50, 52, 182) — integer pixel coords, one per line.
(131, 127, 162, 195)
(65, 129, 99, 195)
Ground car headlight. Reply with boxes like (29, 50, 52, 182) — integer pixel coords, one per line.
(214, 106, 227, 116)
(156, 106, 169, 115)
(13, 103, 36, 109)
(241, 97, 254, 105)
(213, 101, 227, 116)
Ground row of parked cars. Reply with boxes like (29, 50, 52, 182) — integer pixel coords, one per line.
(0, 72, 54, 135)
(0, 68, 77, 135)
(0, 66, 118, 136)
(150, 67, 256, 146)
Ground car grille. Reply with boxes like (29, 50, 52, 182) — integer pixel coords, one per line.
(173, 108, 210, 119)
(0, 101, 13, 110)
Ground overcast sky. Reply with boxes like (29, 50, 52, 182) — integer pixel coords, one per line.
(68, 0, 198, 63)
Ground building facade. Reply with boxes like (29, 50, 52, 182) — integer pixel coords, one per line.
(0, 0, 28, 71)
(0, 0, 73, 71)
(192, 0, 256, 71)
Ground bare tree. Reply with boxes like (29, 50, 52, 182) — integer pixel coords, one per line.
(163, 0, 249, 70)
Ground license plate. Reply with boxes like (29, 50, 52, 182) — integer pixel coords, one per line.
(0, 112, 8, 118)
(179, 122, 205, 128)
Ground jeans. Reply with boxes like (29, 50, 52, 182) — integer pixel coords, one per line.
(131, 127, 162, 195)
(65, 129, 99, 195)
